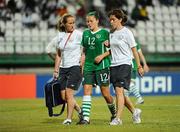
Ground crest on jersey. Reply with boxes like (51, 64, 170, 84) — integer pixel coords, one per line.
(96, 34, 101, 39)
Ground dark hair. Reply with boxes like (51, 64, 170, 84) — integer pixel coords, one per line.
(108, 9, 128, 25)
(57, 14, 74, 32)
(87, 11, 100, 20)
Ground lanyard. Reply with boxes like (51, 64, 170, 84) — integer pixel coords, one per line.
(63, 32, 73, 49)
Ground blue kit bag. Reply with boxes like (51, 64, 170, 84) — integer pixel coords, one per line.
(44, 79, 65, 117)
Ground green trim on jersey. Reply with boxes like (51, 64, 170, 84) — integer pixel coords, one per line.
(81, 29, 111, 71)
(132, 41, 141, 71)
(131, 69, 137, 79)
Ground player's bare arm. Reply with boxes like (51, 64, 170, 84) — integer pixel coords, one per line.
(94, 50, 111, 64)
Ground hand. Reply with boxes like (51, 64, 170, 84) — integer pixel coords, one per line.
(94, 55, 104, 64)
(103, 40, 110, 47)
(138, 66, 144, 77)
(143, 64, 149, 73)
(53, 71, 59, 79)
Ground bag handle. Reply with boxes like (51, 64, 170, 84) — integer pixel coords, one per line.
(49, 103, 66, 117)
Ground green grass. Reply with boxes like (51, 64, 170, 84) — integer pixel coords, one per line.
(0, 96, 180, 132)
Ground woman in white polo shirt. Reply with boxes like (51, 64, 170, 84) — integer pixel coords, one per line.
(95, 9, 144, 125)
(49, 14, 83, 125)
(108, 9, 144, 125)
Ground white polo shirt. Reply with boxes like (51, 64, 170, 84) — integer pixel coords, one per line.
(47, 29, 82, 68)
(110, 27, 136, 67)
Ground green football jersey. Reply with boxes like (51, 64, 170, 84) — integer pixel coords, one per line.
(132, 41, 141, 71)
(81, 29, 111, 71)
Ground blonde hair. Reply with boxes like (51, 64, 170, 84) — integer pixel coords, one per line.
(57, 14, 74, 32)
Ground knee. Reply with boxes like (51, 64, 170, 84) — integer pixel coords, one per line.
(102, 93, 112, 101)
(103, 93, 110, 99)
(65, 93, 74, 102)
(115, 88, 124, 96)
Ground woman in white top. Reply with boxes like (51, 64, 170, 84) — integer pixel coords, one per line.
(50, 14, 83, 125)
(108, 9, 144, 125)
(95, 9, 144, 125)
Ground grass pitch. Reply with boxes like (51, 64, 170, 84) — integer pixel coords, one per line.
(0, 96, 180, 132)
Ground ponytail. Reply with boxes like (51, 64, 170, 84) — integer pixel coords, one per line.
(57, 18, 65, 32)
(57, 14, 74, 32)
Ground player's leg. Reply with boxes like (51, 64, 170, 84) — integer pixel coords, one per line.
(123, 68, 142, 124)
(80, 84, 92, 124)
(58, 68, 70, 124)
(77, 71, 94, 125)
(60, 90, 65, 101)
(97, 68, 116, 121)
(130, 70, 144, 104)
(124, 95, 142, 124)
(110, 64, 142, 125)
(110, 86, 124, 125)
(62, 88, 75, 125)
(109, 66, 125, 125)
(62, 66, 82, 125)
(61, 87, 82, 125)
(130, 79, 144, 104)
(62, 89, 82, 125)
(69, 66, 82, 117)
(100, 86, 116, 119)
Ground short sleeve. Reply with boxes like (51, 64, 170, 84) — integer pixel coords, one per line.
(104, 30, 110, 50)
(136, 41, 141, 52)
(81, 31, 85, 47)
(76, 30, 83, 43)
(127, 29, 136, 48)
(46, 36, 58, 53)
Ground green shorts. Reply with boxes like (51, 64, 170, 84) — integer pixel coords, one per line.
(83, 68, 110, 86)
